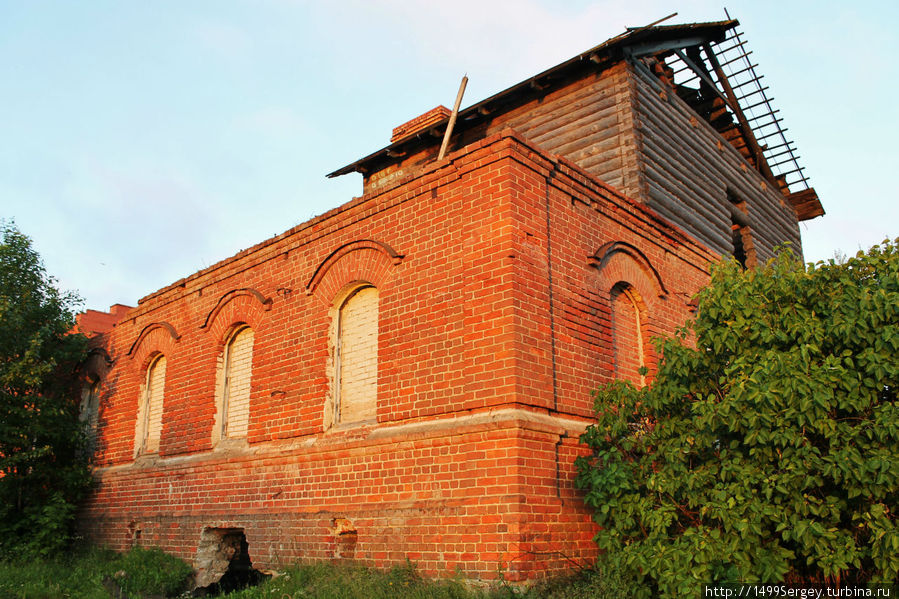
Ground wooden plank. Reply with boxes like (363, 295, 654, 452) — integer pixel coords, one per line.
(550, 117, 624, 157)
(488, 74, 612, 132)
(787, 187, 824, 220)
(645, 180, 731, 253)
(525, 100, 619, 144)
(438, 75, 469, 161)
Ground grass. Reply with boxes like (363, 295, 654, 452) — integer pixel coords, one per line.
(0, 548, 634, 599)
(213, 560, 633, 599)
(0, 545, 192, 599)
(0, 546, 115, 599)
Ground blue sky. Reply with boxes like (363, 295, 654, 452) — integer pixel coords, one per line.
(3, 0, 897, 311)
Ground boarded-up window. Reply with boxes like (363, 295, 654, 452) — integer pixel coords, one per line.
(221, 326, 254, 439)
(138, 355, 166, 454)
(335, 286, 378, 424)
(610, 283, 646, 387)
(80, 379, 100, 452)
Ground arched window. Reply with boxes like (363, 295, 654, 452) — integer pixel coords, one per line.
(217, 325, 254, 441)
(79, 377, 100, 453)
(136, 354, 166, 455)
(610, 282, 647, 387)
(334, 285, 378, 425)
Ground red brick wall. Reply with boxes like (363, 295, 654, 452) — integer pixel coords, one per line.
(80, 131, 715, 580)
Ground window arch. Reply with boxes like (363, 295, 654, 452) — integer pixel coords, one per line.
(136, 354, 166, 455)
(332, 284, 379, 426)
(215, 325, 254, 443)
(610, 282, 647, 387)
(79, 376, 100, 453)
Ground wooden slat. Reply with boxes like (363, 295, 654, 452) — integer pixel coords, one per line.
(787, 187, 824, 221)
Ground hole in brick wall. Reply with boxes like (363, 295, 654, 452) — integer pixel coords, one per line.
(331, 517, 357, 559)
(127, 521, 141, 547)
(193, 528, 268, 596)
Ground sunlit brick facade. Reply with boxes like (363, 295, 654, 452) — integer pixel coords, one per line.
(77, 19, 817, 583)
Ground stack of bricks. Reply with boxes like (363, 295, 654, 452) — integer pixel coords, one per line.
(391, 106, 451, 143)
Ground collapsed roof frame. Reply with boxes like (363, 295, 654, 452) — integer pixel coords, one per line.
(328, 17, 822, 221)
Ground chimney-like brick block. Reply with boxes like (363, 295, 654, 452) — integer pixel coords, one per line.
(391, 106, 451, 143)
(75, 303, 134, 337)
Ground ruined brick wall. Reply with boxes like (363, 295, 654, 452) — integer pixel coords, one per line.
(79, 131, 714, 581)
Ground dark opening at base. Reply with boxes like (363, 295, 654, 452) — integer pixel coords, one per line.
(193, 528, 269, 597)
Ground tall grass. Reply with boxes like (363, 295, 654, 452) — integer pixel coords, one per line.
(0, 548, 635, 598)
(217, 560, 634, 599)
(0, 545, 191, 599)
(222, 560, 477, 599)
(1, 546, 110, 598)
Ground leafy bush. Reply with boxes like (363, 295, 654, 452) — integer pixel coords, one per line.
(576, 241, 899, 596)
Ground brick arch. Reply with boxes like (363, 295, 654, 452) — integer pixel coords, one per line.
(589, 246, 665, 309)
(204, 292, 270, 345)
(200, 288, 272, 331)
(588, 244, 666, 384)
(128, 322, 180, 359)
(589, 241, 668, 297)
(306, 240, 403, 298)
(131, 328, 177, 373)
(86, 347, 115, 367)
(307, 240, 402, 304)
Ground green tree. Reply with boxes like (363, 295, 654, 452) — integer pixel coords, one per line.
(0, 222, 90, 557)
(576, 241, 899, 596)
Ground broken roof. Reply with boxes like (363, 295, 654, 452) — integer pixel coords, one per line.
(328, 16, 821, 220)
(327, 19, 737, 179)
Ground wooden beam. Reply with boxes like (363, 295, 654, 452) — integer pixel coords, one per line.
(787, 187, 824, 221)
(626, 36, 710, 58)
(438, 75, 468, 161)
(673, 48, 732, 108)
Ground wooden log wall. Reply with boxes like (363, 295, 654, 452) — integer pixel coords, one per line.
(482, 58, 801, 262)
(485, 62, 643, 195)
(625, 59, 802, 261)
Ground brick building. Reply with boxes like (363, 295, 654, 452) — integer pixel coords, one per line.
(77, 19, 822, 584)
